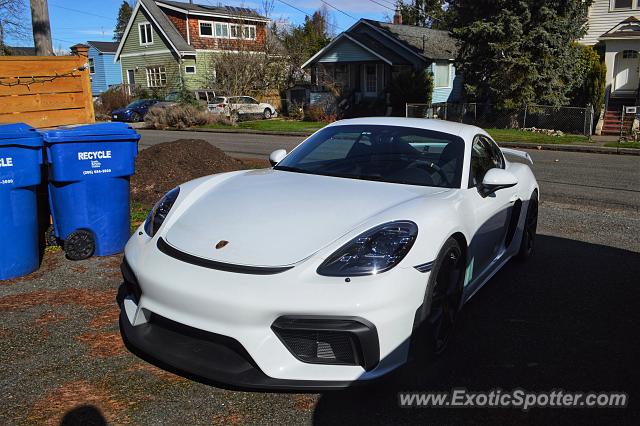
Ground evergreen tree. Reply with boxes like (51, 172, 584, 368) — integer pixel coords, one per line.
(450, 0, 592, 107)
(114, 1, 133, 42)
(397, 0, 450, 29)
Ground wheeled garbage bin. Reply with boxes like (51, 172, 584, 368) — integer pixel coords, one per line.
(41, 123, 140, 260)
(0, 124, 44, 280)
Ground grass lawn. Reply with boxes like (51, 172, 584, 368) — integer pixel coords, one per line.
(202, 119, 324, 133)
(486, 128, 590, 145)
(604, 141, 640, 149)
(201, 120, 591, 145)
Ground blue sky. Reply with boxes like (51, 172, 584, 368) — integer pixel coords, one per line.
(7, 0, 393, 50)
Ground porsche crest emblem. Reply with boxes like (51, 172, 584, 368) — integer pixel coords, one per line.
(215, 240, 229, 249)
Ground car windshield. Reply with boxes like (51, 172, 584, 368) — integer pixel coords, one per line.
(274, 125, 465, 188)
(126, 100, 147, 108)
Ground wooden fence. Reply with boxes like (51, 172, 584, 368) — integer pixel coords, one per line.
(0, 45, 95, 128)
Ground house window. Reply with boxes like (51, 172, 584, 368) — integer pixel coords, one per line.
(612, 0, 633, 9)
(623, 49, 639, 58)
(215, 22, 229, 38)
(434, 62, 451, 88)
(334, 64, 349, 88)
(185, 65, 196, 74)
(88, 58, 95, 74)
(230, 24, 256, 40)
(139, 22, 153, 45)
(146, 66, 166, 87)
(365, 64, 377, 94)
(199, 21, 213, 37)
(243, 25, 256, 40)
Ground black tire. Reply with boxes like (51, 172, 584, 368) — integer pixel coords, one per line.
(263, 108, 272, 119)
(516, 191, 538, 260)
(130, 112, 141, 122)
(64, 230, 95, 261)
(411, 238, 465, 359)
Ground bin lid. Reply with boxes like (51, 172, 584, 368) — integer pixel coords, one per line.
(0, 123, 43, 148)
(40, 122, 141, 144)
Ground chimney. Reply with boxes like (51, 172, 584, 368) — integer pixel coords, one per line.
(393, 6, 402, 25)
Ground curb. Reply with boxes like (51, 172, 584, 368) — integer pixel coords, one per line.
(138, 127, 640, 156)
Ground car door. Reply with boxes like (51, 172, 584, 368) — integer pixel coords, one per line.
(466, 135, 516, 279)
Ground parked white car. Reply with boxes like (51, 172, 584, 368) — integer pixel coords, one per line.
(209, 96, 277, 120)
(118, 118, 539, 390)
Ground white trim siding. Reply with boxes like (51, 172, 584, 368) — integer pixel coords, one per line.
(583, 0, 640, 45)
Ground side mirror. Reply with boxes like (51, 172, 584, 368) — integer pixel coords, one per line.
(480, 168, 518, 197)
(269, 149, 287, 166)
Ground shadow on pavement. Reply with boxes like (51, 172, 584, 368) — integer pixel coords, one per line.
(313, 235, 640, 425)
(59, 405, 107, 426)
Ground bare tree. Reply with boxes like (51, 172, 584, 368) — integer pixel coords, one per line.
(205, 16, 287, 108)
(0, 0, 29, 54)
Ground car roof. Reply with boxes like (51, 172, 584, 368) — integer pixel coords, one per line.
(326, 117, 489, 142)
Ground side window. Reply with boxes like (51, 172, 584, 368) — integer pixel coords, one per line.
(469, 136, 496, 187)
(482, 136, 505, 170)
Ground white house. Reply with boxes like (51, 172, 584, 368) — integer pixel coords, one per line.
(581, 0, 640, 134)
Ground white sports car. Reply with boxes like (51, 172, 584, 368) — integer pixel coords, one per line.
(119, 118, 539, 390)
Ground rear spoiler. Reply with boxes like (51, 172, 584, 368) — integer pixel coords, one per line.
(501, 147, 533, 165)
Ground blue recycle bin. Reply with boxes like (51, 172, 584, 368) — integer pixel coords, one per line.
(41, 123, 140, 260)
(0, 124, 44, 280)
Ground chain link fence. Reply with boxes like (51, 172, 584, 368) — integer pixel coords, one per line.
(406, 103, 595, 136)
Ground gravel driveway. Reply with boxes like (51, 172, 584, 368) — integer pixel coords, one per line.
(1, 149, 638, 425)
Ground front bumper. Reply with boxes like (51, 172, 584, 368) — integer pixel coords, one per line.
(119, 300, 359, 390)
(119, 229, 428, 388)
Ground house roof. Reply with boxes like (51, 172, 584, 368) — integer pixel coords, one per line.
(362, 19, 458, 60)
(115, 0, 195, 60)
(600, 16, 640, 40)
(302, 19, 458, 68)
(87, 41, 119, 54)
(156, 0, 267, 20)
(5, 46, 36, 56)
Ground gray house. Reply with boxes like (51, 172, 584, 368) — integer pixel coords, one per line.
(302, 16, 463, 109)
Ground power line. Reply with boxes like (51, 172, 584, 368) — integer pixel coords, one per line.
(48, 3, 114, 21)
(367, 0, 395, 11)
(376, 0, 398, 7)
(319, 0, 356, 21)
(274, 0, 346, 32)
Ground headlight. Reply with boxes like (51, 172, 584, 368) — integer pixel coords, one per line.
(144, 187, 180, 237)
(317, 221, 418, 277)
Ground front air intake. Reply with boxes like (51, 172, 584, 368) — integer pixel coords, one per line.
(271, 316, 380, 371)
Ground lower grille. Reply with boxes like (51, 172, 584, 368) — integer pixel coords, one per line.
(275, 329, 358, 365)
(271, 316, 380, 370)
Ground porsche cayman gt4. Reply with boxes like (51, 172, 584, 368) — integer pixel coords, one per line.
(118, 118, 539, 390)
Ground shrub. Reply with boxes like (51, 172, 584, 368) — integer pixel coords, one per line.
(144, 104, 230, 129)
(388, 70, 434, 116)
(571, 44, 606, 121)
(304, 104, 337, 123)
(94, 86, 132, 118)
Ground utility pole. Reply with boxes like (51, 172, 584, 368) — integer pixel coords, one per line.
(30, 0, 54, 56)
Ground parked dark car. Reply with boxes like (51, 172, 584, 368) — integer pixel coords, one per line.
(111, 99, 159, 122)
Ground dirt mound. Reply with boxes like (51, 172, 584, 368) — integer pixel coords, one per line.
(131, 139, 244, 206)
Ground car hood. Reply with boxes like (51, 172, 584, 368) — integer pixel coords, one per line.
(164, 169, 447, 267)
